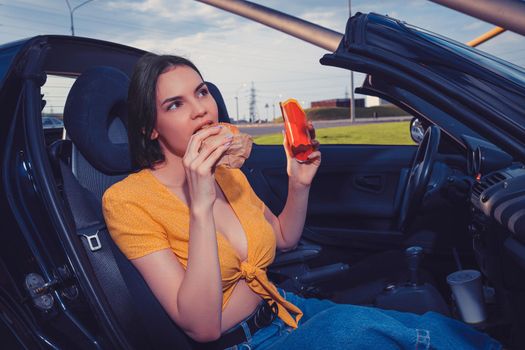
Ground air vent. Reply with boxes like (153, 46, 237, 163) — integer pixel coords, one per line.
(472, 182, 488, 198)
(485, 172, 506, 186)
(471, 172, 507, 200)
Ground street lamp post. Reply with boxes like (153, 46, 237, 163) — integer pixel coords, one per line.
(234, 96, 239, 121)
(234, 83, 247, 122)
(349, 0, 355, 123)
(65, 0, 95, 36)
(273, 93, 283, 122)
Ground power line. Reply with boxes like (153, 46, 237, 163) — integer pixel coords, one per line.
(249, 82, 257, 123)
(0, 1, 207, 29)
(0, 2, 333, 65)
(0, 25, 324, 73)
(0, 19, 326, 74)
(65, 0, 96, 36)
(1, 14, 68, 30)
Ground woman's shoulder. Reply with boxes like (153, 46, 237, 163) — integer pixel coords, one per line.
(103, 169, 153, 204)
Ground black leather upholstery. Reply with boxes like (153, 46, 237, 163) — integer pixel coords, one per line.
(64, 66, 132, 174)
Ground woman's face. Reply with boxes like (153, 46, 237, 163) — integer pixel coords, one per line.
(152, 65, 218, 158)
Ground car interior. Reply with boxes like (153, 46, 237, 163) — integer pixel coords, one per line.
(18, 37, 523, 348)
(41, 64, 452, 347)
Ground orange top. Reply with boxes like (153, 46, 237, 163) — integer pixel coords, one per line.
(102, 166, 303, 328)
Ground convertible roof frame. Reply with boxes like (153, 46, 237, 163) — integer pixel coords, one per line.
(430, 0, 525, 37)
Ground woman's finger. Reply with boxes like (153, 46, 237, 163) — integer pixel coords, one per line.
(192, 134, 232, 166)
(200, 139, 232, 169)
(307, 121, 316, 140)
(282, 130, 292, 158)
(185, 125, 222, 157)
(311, 139, 320, 151)
(306, 150, 321, 163)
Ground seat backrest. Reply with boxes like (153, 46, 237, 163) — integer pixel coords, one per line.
(64, 66, 231, 201)
(60, 65, 231, 348)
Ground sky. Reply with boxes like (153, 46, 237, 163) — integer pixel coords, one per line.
(1, 0, 524, 121)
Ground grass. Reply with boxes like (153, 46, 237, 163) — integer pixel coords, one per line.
(254, 121, 415, 145)
(273, 106, 410, 123)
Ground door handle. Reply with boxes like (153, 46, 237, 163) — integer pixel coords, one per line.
(354, 174, 384, 193)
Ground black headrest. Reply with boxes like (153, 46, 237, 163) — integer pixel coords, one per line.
(64, 66, 230, 175)
(209, 83, 230, 123)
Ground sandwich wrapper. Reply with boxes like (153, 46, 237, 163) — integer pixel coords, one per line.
(201, 122, 253, 169)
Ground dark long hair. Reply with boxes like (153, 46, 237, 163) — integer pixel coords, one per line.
(128, 53, 202, 168)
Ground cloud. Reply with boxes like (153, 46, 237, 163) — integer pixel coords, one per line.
(389, 11, 400, 19)
(463, 21, 484, 31)
(300, 10, 346, 32)
(96, 0, 525, 118)
(5, 0, 523, 119)
(407, 0, 426, 8)
(479, 31, 524, 53)
(118, 12, 348, 119)
(105, 0, 235, 29)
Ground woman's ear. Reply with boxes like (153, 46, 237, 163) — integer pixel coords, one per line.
(142, 127, 159, 140)
(150, 129, 159, 140)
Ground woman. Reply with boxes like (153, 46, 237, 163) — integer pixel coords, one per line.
(102, 53, 501, 349)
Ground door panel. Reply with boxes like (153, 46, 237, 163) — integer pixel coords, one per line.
(243, 144, 417, 248)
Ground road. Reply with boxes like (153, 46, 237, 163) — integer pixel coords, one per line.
(237, 116, 412, 137)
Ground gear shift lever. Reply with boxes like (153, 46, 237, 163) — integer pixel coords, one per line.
(405, 246, 424, 286)
(375, 245, 449, 315)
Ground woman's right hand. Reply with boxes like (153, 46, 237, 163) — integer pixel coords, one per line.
(182, 125, 232, 211)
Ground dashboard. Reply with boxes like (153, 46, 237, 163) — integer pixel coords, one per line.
(463, 134, 525, 240)
(462, 134, 525, 294)
(470, 165, 525, 240)
(460, 134, 525, 271)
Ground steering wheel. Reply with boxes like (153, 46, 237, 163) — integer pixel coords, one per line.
(398, 125, 441, 231)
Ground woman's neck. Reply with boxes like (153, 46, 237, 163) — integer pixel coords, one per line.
(150, 152, 187, 189)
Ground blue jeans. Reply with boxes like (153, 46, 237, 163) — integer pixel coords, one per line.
(226, 289, 501, 349)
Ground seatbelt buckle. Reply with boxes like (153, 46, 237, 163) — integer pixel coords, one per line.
(82, 231, 102, 251)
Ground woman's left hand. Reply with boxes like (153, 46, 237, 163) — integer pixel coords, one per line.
(283, 121, 321, 188)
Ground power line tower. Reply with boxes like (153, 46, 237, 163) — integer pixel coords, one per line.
(249, 81, 257, 123)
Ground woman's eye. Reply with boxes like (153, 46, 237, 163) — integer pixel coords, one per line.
(167, 101, 182, 111)
(197, 88, 209, 98)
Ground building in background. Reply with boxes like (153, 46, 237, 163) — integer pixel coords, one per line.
(310, 98, 364, 108)
(365, 96, 391, 107)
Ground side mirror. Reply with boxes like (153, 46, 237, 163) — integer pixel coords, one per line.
(410, 118, 425, 144)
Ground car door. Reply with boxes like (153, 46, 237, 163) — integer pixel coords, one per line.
(244, 142, 415, 254)
(244, 11, 525, 259)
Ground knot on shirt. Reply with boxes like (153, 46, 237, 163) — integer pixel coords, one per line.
(240, 261, 259, 282)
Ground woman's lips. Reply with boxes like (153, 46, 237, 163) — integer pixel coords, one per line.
(193, 120, 215, 134)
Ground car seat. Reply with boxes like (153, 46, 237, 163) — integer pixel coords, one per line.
(50, 66, 209, 349)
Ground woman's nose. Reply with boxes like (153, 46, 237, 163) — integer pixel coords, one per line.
(190, 99, 207, 119)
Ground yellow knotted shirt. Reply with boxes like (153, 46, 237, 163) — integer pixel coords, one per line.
(102, 166, 303, 328)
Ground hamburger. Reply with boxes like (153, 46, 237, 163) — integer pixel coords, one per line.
(200, 122, 253, 168)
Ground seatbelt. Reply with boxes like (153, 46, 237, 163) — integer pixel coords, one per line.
(58, 160, 146, 349)
(58, 157, 195, 349)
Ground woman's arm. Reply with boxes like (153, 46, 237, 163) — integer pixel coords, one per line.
(267, 126, 321, 251)
(130, 126, 231, 342)
(131, 207, 222, 342)
(264, 181, 311, 251)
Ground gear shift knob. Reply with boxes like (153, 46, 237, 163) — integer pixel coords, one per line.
(405, 246, 423, 286)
